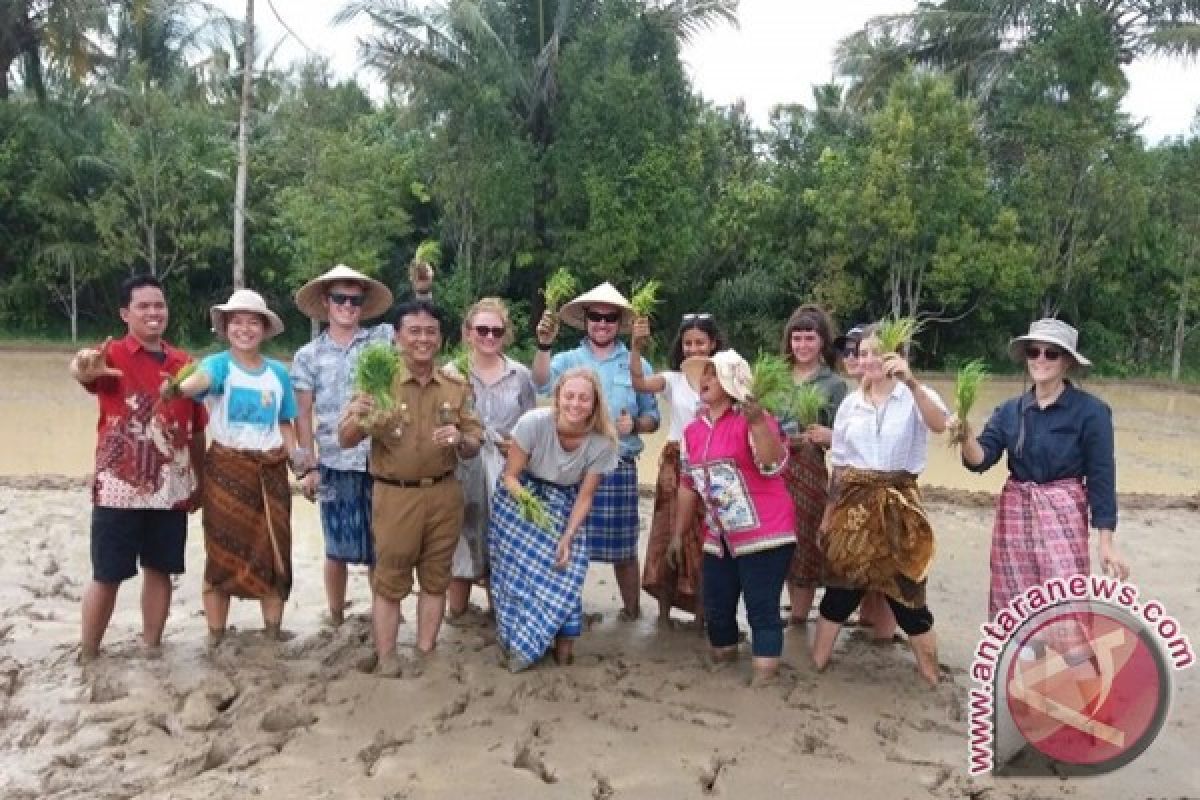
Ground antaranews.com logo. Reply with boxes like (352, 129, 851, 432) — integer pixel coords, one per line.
(967, 574, 1194, 777)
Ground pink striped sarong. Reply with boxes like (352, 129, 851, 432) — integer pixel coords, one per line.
(990, 476, 1091, 617)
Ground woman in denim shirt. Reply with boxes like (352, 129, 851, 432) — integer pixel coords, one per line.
(959, 319, 1130, 626)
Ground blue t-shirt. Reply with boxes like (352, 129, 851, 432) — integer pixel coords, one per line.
(200, 351, 297, 452)
(541, 339, 659, 458)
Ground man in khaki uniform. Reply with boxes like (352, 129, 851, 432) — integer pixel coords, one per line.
(339, 299, 482, 674)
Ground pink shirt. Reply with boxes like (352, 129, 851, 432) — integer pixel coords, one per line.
(680, 408, 796, 558)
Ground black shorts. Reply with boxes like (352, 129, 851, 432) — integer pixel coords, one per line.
(90, 507, 188, 584)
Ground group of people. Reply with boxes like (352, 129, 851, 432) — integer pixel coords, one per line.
(71, 268, 1130, 687)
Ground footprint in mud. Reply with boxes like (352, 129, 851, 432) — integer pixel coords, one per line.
(88, 672, 128, 704)
(512, 720, 556, 784)
(699, 754, 735, 795)
(592, 771, 614, 799)
(358, 728, 415, 777)
(433, 691, 471, 732)
(259, 703, 317, 733)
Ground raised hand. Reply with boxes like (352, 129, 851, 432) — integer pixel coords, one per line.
(72, 336, 123, 383)
(536, 310, 559, 347)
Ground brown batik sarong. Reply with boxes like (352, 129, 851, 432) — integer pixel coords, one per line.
(785, 440, 828, 588)
(642, 442, 705, 614)
(822, 468, 934, 609)
(202, 442, 292, 600)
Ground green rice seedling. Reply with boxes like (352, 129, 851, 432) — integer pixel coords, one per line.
(542, 267, 578, 314)
(414, 239, 442, 267)
(789, 383, 828, 428)
(630, 280, 663, 318)
(749, 353, 793, 416)
(353, 341, 401, 412)
(950, 359, 988, 445)
(876, 316, 921, 354)
(166, 360, 197, 392)
(513, 485, 555, 533)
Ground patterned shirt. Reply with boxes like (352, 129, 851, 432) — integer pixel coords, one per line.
(85, 335, 206, 510)
(680, 408, 796, 558)
(830, 382, 948, 474)
(543, 339, 660, 458)
(291, 324, 393, 471)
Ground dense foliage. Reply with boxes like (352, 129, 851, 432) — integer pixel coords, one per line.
(1, 0, 1198, 379)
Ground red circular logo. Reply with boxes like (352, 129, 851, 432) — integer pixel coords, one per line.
(1005, 606, 1168, 768)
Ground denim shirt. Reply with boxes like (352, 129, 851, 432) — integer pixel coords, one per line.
(966, 382, 1117, 530)
(542, 339, 660, 459)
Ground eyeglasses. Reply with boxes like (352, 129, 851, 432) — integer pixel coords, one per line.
(328, 292, 365, 307)
(1025, 345, 1063, 361)
(585, 310, 621, 324)
(473, 325, 506, 339)
(681, 312, 713, 322)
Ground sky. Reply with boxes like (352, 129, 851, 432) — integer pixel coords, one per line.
(219, 0, 1200, 143)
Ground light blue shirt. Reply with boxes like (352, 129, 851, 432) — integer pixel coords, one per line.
(200, 351, 297, 452)
(541, 339, 659, 458)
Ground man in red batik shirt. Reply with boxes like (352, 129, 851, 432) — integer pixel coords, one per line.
(69, 274, 207, 661)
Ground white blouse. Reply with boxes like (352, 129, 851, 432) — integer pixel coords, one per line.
(830, 382, 948, 474)
(662, 370, 702, 443)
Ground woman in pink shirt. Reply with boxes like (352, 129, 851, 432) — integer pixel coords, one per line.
(673, 350, 796, 682)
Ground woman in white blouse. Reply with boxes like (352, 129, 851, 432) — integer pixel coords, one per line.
(630, 312, 726, 626)
(812, 325, 949, 686)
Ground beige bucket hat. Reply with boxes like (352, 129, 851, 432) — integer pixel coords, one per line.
(294, 264, 393, 322)
(558, 281, 635, 333)
(210, 289, 285, 340)
(1007, 318, 1091, 368)
(681, 349, 753, 404)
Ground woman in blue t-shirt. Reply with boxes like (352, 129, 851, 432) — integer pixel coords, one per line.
(167, 289, 300, 645)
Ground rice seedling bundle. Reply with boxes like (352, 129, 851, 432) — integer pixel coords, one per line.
(950, 359, 988, 445)
(749, 353, 793, 417)
(789, 383, 828, 428)
(513, 485, 555, 533)
(542, 268, 578, 314)
(353, 341, 401, 412)
(629, 280, 663, 318)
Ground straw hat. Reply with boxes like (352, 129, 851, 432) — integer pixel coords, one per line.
(681, 350, 753, 404)
(558, 281, 635, 333)
(294, 264, 393, 322)
(210, 289, 285, 340)
(1007, 318, 1091, 368)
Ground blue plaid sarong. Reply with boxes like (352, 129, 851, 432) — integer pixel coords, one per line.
(317, 467, 374, 565)
(584, 458, 639, 563)
(488, 475, 586, 672)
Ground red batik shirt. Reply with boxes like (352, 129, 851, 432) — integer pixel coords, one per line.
(84, 335, 207, 510)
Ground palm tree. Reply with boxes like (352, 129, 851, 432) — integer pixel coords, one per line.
(0, 0, 108, 101)
(835, 0, 1200, 109)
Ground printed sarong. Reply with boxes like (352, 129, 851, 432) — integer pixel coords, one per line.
(202, 443, 292, 600)
(822, 468, 933, 609)
(784, 440, 827, 587)
(990, 477, 1091, 616)
(642, 442, 705, 614)
(584, 458, 639, 563)
(488, 475, 585, 672)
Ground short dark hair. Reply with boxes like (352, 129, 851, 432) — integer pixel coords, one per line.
(781, 304, 839, 369)
(668, 315, 725, 370)
(393, 298, 445, 331)
(120, 274, 164, 308)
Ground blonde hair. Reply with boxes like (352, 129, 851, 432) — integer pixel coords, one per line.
(463, 296, 515, 348)
(553, 367, 618, 443)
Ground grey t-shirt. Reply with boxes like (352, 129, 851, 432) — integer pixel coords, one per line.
(510, 408, 619, 485)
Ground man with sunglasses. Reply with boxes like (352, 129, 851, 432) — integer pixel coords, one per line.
(532, 282, 660, 620)
(292, 264, 397, 626)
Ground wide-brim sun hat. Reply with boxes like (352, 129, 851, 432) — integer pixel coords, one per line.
(210, 289, 286, 340)
(1007, 318, 1091, 368)
(558, 281, 635, 333)
(294, 264, 393, 322)
(681, 349, 753, 404)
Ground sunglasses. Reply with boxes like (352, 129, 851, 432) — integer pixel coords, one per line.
(682, 312, 713, 322)
(1025, 345, 1063, 361)
(328, 292, 365, 307)
(585, 310, 622, 324)
(842, 346, 860, 358)
(473, 325, 506, 339)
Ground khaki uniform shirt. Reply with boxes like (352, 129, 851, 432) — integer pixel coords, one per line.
(363, 367, 483, 482)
